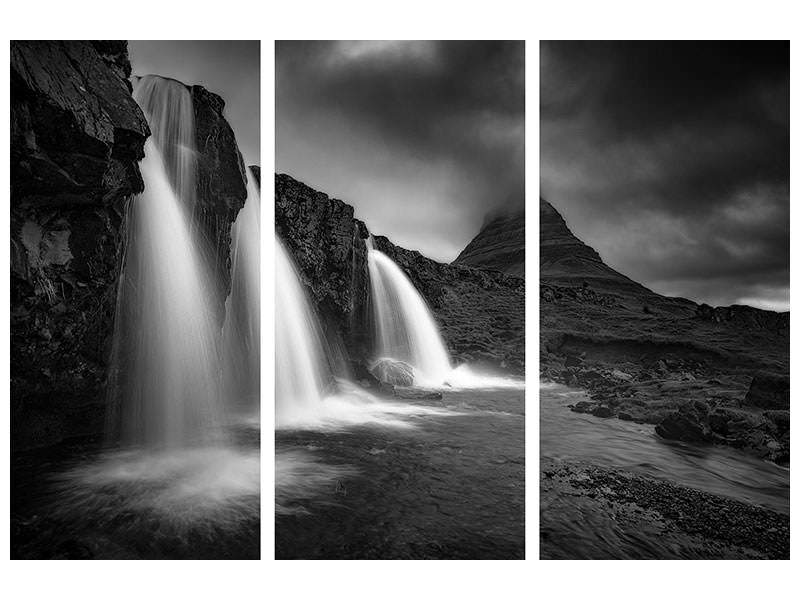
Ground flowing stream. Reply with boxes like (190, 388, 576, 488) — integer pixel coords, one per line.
(541, 383, 789, 513)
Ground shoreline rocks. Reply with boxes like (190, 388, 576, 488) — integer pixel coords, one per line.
(541, 458, 789, 559)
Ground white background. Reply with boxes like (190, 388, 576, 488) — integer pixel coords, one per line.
(0, 1, 797, 597)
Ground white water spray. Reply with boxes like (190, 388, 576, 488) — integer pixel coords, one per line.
(222, 168, 261, 412)
(275, 237, 332, 425)
(366, 237, 452, 386)
(106, 75, 224, 448)
(366, 237, 524, 389)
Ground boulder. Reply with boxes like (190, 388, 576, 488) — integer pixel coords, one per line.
(745, 373, 789, 410)
(655, 410, 711, 442)
(191, 85, 248, 318)
(368, 358, 416, 387)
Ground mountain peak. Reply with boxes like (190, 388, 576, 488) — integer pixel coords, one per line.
(453, 208, 525, 277)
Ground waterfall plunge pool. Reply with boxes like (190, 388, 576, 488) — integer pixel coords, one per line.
(276, 387, 525, 559)
(11, 424, 260, 559)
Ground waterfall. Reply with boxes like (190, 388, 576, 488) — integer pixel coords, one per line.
(365, 237, 452, 386)
(275, 237, 333, 425)
(106, 75, 224, 448)
(365, 237, 524, 389)
(222, 168, 261, 412)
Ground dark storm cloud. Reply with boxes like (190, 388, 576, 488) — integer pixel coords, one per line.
(129, 41, 260, 167)
(277, 41, 524, 262)
(541, 41, 789, 311)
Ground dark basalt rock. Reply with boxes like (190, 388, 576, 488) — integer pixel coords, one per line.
(745, 373, 789, 410)
(656, 409, 712, 443)
(10, 43, 249, 451)
(369, 358, 415, 387)
(276, 173, 525, 375)
(276, 174, 371, 355)
(190, 84, 248, 317)
(696, 303, 788, 337)
(249, 165, 260, 186)
(11, 41, 150, 451)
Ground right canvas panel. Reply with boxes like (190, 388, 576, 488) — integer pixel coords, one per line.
(540, 40, 789, 560)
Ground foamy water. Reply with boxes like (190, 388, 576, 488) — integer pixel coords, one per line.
(49, 447, 260, 534)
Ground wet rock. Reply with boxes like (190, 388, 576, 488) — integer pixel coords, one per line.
(11, 41, 149, 451)
(591, 405, 614, 418)
(191, 84, 248, 316)
(745, 373, 789, 410)
(763, 410, 789, 435)
(571, 401, 593, 414)
(655, 410, 711, 442)
(393, 387, 443, 400)
(369, 358, 415, 387)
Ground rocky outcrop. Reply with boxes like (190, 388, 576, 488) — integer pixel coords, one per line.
(249, 165, 260, 186)
(453, 209, 525, 277)
(745, 373, 789, 410)
(191, 85, 248, 316)
(275, 174, 371, 354)
(276, 174, 525, 375)
(10, 41, 150, 450)
(696, 303, 789, 337)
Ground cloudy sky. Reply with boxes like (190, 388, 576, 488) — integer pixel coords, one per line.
(541, 41, 789, 311)
(129, 40, 260, 168)
(277, 41, 525, 263)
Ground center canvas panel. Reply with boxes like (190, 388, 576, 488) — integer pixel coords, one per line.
(274, 40, 526, 560)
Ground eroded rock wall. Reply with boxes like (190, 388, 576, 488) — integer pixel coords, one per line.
(275, 173, 525, 375)
(10, 41, 150, 449)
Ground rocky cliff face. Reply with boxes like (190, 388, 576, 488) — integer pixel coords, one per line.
(453, 209, 525, 277)
(10, 41, 150, 449)
(276, 174, 525, 375)
(191, 85, 247, 316)
(275, 174, 371, 356)
(540, 198, 790, 462)
(10, 42, 249, 450)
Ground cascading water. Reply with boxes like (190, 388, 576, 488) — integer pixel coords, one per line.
(27, 74, 260, 558)
(222, 168, 261, 413)
(366, 237, 452, 386)
(366, 236, 524, 389)
(275, 237, 332, 424)
(106, 75, 224, 448)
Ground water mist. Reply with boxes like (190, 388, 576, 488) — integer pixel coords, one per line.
(222, 168, 261, 414)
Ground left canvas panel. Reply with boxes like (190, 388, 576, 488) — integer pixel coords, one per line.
(10, 40, 261, 559)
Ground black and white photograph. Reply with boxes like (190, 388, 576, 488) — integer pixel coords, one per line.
(540, 40, 789, 559)
(275, 40, 525, 559)
(10, 40, 261, 559)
